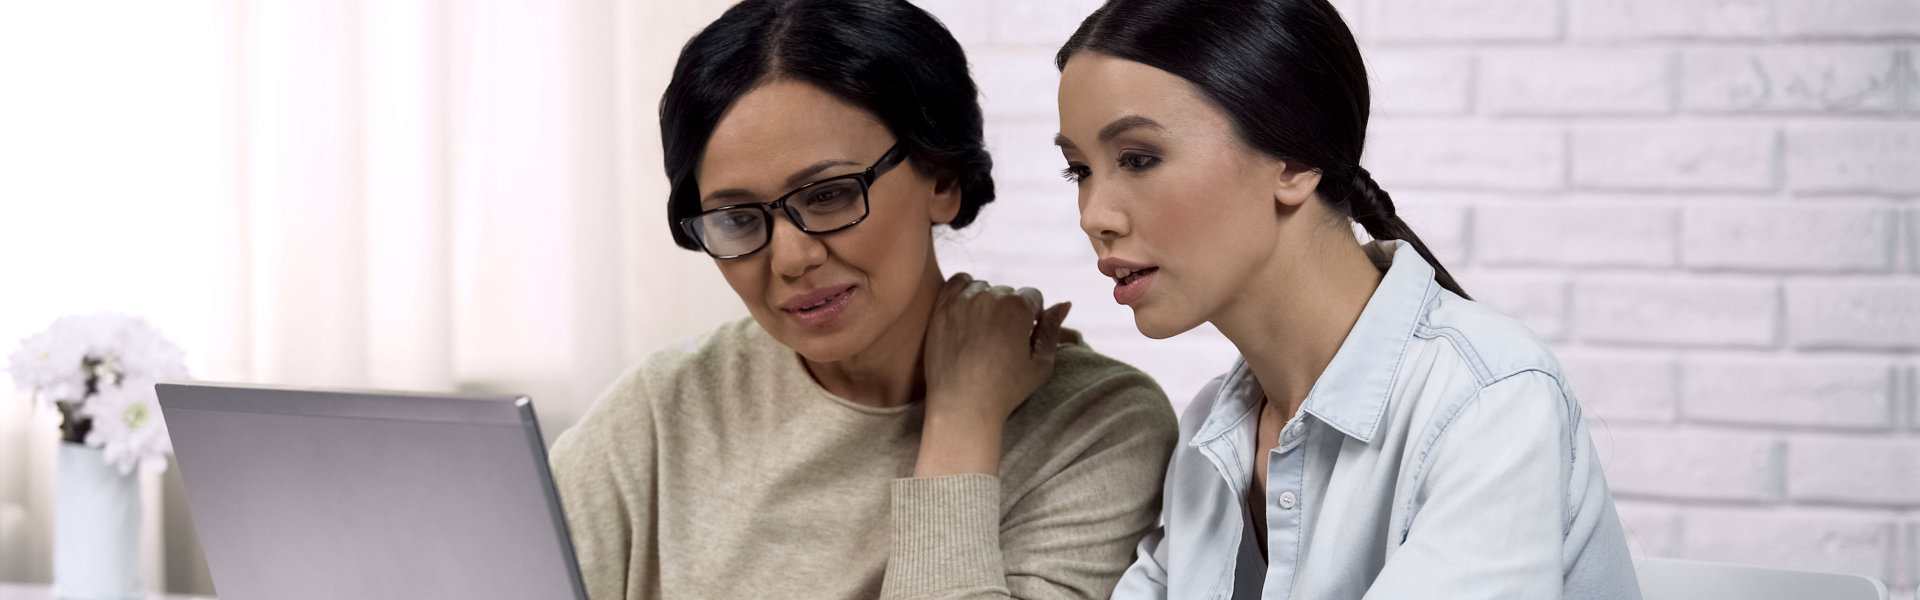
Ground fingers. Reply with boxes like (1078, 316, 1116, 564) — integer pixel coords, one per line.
(937, 272, 974, 306)
(964, 279, 991, 298)
(1014, 286, 1043, 316)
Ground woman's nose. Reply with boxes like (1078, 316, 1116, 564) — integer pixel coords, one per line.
(1079, 186, 1128, 244)
(766, 216, 827, 279)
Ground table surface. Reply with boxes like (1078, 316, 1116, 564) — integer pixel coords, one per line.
(0, 582, 213, 600)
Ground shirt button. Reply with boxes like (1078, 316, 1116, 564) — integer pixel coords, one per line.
(1278, 491, 1297, 510)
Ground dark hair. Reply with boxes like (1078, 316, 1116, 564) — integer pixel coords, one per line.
(659, 0, 995, 251)
(1057, 0, 1469, 299)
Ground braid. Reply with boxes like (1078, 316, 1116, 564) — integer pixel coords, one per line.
(1341, 167, 1471, 300)
(1344, 167, 1397, 241)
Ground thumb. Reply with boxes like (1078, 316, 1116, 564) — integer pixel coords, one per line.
(1031, 302, 1071, 360)
(936, 272, 972, 308)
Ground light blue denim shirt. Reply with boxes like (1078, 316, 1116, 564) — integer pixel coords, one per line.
(1113, 240, 1640, 600)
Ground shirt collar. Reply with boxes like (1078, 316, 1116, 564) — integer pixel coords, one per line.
(1192, 240, 1438, 446)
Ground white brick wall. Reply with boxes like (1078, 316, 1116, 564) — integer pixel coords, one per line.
(1476, 200, 1678, 267)
(1776, 0, 1920, 38)
(1572, 125, 1778, 191)
(1366, 49, 1474, 115)
(1480, 49, 1672, 115)
(1367, 0, 1559, 42)
(1682, 508, 1901, 581)
(1568, 0, 1774, 40)
(1572, 276, 1780, 347)
(913, 0, 1920, 592)
(1681, 46, 1905, 113)
(1683, 203, 1898, 272)
(1683, 358, 1898, 429)
(1789, 124, 1920, 195)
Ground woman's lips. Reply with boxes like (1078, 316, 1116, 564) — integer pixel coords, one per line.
(780, 284, 857, 329)
(1098, 258, 1158, 306)
(1112, 267, 1157, 305)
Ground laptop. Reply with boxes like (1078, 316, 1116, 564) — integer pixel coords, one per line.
(156, 382, 588, 600)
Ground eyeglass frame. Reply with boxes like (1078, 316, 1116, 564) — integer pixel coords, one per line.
(678, 143, 908, 259)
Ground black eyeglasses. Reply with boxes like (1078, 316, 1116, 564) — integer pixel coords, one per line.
(679, 144, 907, 259)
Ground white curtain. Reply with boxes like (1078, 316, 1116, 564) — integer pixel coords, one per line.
(0, 0, 744, 592)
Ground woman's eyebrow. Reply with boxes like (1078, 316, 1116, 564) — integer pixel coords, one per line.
(782, 158, 861, 187)
(1098, 115, 1163, 144)
(1055, 116, 1164, 151)
(702, 158, 862, 204)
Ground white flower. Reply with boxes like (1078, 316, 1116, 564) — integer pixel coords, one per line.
(7, 327, 89, 406)
(80, 376, 173, 475)
(8, 312, 190, 473)
(101, 317, 188, 383)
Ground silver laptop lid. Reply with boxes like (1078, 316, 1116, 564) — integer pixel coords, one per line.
(156, 382, 587, 600)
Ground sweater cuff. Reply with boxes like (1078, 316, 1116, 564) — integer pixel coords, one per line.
(882, 474, 1007, 598)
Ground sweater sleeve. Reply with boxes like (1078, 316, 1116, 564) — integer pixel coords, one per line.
(549, 371, 660, 600)
(880, 370, 1179, 599)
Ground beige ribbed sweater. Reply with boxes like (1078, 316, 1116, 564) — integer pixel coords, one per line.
(548, 318, 1177, 600)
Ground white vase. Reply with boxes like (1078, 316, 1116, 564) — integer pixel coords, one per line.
(53, 442, 143, 600)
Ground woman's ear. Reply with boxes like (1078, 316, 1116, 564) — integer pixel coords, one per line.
(1273, 162, 1321, 209)
(929, 172, 964, 225)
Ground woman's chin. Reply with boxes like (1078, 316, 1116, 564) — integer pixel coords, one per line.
(773, 325, 872, 364)
(1133, 307, 1200, 340)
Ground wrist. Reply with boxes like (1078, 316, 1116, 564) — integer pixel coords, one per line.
(914, 409, 1005, 477)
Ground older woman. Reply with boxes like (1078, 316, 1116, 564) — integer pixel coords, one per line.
(547, 1, 1177, 599)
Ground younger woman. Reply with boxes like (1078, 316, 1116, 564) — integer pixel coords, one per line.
(1052, 0, 1640, 597)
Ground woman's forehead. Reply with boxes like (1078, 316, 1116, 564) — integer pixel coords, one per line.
(700, 80, 892, 186)
(1057, 54, 1225, 144)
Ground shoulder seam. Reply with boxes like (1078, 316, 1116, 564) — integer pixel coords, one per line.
(1398, 368, 1568, 543)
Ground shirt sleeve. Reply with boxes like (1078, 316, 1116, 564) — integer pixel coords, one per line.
(880, 373, 1178, 600)
(1108, 526, 1170, 600)
(1363, 370, 1570, 600)
(549, 373, 660, 600)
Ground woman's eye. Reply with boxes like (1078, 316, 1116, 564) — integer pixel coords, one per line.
(718, 213, 758, 234)
(1060, 163, 1091, 183)
(1117, 153, 1160, 171)
(808, 189, 842, 205)
(801, 182, 860, 213)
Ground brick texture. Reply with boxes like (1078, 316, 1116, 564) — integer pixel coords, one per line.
(1571, 277, 1778, 347)
(1476, 201, 1677, 268)
(1568, 0, 1774, 40)
(1787, 281, 1920, 350)
(1682, 203, 1897, 272)
(1681, 508, 1900, 586)
(1776, 0, 1920, 38)
(1788, 124, 1920, 195)
(1598, 428, 1782, 502)
(1683, 358, 1897, 429)
(1572, 125, 1777, 192)
(1367, 0, 1559, 42)
(1682, 46, 1905, 113)
(1788, 437, 1920, 505)
(1480, 49, 1672, 115)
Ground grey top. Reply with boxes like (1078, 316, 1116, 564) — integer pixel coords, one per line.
(547, 319, 1180, 599)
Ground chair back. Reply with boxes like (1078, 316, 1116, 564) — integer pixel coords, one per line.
(1638, 557, 1887, 600)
